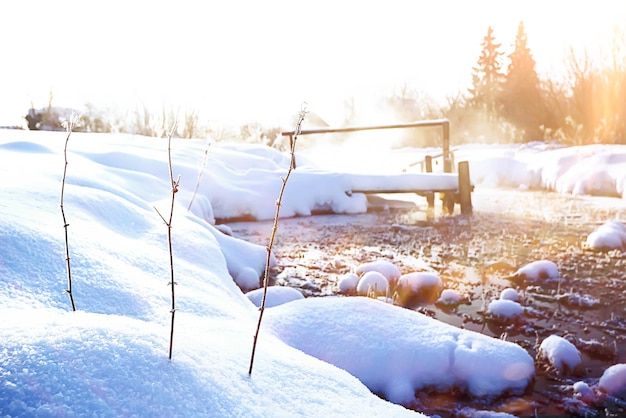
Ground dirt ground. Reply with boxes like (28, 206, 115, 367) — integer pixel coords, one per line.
(226, 187, 626, 417)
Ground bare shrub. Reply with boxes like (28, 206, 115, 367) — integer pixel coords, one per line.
(153, 123, 181, 359)
(60, 113, 81, 312)
(248, 103, 308, 375)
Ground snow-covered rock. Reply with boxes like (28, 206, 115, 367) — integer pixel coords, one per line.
(599, 363, 626, 397)
(538, 335, 583, 374)
(356, 259, 402, 283)
(397, 272, 442, 305)
(338, 272, 359, 294)
(487, 299, 523, 320)
(356, 271, 389, 297)
(513, 260, 559, 283)
(436, 289, 463, 306)
(500, 288, 519, 302)
(586, 220, 626, 251)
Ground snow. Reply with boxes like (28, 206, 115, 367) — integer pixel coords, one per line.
(487, 299, 524, 320)
(338, 272, 359, 294)
(586, 220, 626, 251)
(264, 297, 534, 404)
(313, 141, 626, 201)
(513, 260, 560, 282)
(437, 289, 463, 306)
(573, 381, 597, 402)
(599, 364, 626, 397)
(538, 335, 583, 374)
(356, 271, 390, 296)
(500, 288, 520, 302)
(397, 271, 443, 304)
(355, 259, 402, 282)
(2, 129, 626, 416)
(245, 286, 304, 308)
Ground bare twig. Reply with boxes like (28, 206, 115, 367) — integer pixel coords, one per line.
(60, 114, 80, 312)
(248, 103, 308, 375)
(187, 138, 211, 212)
(154, 122, 180, 360)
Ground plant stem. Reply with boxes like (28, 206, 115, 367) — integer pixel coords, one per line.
(154, 123, 180, 360)
(60, 115, 78, 312)
(248, 104, 307, 375)
(187, 139, 211, 212)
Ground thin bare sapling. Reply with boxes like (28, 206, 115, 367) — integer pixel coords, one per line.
(248, 103, 308, 375)
(60, 113, 80, 312)
(154, 123, 181, 360)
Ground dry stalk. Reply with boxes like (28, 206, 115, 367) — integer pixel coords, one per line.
(248, 103, 308, 375)
(187, 138, 211, 212)
(154, 123, 180, 360)
(60, 114, 80, 312)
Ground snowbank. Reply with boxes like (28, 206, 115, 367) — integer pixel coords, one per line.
(265, 296, 535, 404)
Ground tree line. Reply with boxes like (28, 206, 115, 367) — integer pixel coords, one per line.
(378, 21, 625, 146)
(460, 21, 625, 144)
(23, 21, 625, 146)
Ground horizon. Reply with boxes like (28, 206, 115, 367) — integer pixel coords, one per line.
(1, 0, 625, 128)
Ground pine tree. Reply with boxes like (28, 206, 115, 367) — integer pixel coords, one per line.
(468, 26, 505, 113)
(500, 21, 545, 141)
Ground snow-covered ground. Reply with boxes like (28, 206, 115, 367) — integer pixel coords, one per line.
(2, 129, 626, 417)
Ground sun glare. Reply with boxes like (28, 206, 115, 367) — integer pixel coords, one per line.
(0, 1, 624, 127)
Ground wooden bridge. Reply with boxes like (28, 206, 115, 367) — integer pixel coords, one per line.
(281, 119, 472, 215)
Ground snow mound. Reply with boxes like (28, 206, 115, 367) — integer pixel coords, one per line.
(573, 381, 596, 402)
(586, 220, 626, 251)
(356, 260, 402, 282)
(245, 286, 304, 308)
(487, 299, 523, 320)
(513, 260, 559, 283)
(436, 289, 463, 306)
(235, 266, 261, 291)
(500, 288, 519, 302)
(538, 335, 583, 374)
(599, 363, 626, 398)
(265, 296, 535, 404)
(397, 272, 443, 305)
(356, 271, 390, 296)
(338, 272, 359, 294)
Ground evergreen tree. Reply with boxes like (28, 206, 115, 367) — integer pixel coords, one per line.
(468, 26, 505, 113)
(500, 21, 545, 141)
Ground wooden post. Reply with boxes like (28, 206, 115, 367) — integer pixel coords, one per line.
(458, 161, 472, 215)
(424, 155, 434, 209)
(441, 120, 455, 214)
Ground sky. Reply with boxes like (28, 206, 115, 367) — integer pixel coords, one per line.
(1, 0, 625, 127)
(2, 129, 626, 416)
